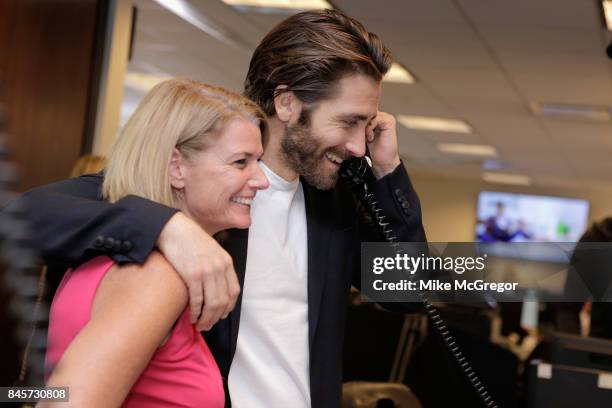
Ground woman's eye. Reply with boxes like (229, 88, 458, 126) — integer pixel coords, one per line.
(234, 159, 247, 166)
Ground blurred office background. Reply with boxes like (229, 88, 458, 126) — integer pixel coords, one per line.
(3, 0, 612, 407)
(3, 0, 612, 238)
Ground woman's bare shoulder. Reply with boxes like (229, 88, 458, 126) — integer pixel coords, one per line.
(92, 251, 188, 316)
(45, 252, 190, 407)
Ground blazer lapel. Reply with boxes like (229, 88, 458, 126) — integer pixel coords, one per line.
(302, 181, 333, 351)
(220, 228, 249, 359)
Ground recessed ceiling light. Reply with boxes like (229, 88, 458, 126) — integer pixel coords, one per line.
(531, 102, 610, 122)
(220, 0, 332, 13)
(482, 172, 532, 186)
(125, 72, 171, 92)
(437, 143, 498, 157)
(397, 115, 472, 134)
(383, 63, 415, 84)
(603, 0, 612, 30)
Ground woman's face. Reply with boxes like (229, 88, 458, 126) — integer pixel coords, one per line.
(172, 117, 269, 234)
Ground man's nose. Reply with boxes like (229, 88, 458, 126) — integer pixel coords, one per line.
(345, 134, 366, 158)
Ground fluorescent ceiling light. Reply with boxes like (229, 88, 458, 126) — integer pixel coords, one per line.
(531, 102, 610, 122)
(221, 0, 332, 12)
(437, 143, 498, 157)
(154, 0, 248, 50)
(125, 72, 172, 92)
(383, 63, 415, 84)
(398, 115, 472, 134)
(482, 172, 532, 186)
(603, 0, 612, 30)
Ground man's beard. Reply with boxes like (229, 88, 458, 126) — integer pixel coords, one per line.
(280, 119, 340, 190)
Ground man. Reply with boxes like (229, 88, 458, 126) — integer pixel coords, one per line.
(12, 9, 426, 407)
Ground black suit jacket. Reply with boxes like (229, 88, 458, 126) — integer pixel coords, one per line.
(9, 163, 426, 408)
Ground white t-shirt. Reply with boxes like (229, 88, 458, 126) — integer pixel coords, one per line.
(228, 162, 310, 408)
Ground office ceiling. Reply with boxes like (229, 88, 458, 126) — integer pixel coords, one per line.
(124, 0, 612, 192)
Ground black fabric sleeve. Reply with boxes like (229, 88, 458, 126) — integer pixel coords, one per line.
(5, 173, 178, 266)
(365, 161, 427, 243)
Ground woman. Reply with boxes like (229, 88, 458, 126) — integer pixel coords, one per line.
(42, 78, 269, 407)
(69, 154, 106, 177)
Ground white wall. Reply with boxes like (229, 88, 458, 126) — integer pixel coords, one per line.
(408, 170, 612, 242)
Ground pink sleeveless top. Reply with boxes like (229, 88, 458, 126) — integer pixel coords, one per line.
(46, 256, 224, 408)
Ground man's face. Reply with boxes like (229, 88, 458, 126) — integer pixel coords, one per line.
(280, 74, 381, 190)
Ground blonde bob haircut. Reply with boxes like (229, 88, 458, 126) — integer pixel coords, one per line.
(102, 78, 267, 208)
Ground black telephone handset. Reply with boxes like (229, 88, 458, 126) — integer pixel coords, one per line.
(339, 156, 374, 187)
(340, 155, 498, 408)
(339, 156, 403, 247)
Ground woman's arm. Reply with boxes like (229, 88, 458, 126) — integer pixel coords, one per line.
(40, 252, 188, 408)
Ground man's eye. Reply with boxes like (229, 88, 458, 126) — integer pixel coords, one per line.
(234, 159, 247, 166)
(344, 121, 358, 127)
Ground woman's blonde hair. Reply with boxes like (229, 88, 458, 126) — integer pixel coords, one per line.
(102, 78, 267, 207)
(69, 154, 107, 177)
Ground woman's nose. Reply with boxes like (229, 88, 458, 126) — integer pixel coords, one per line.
(249, 162, 269, 190)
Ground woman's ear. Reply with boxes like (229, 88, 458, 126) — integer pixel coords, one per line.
(273, 85, 303, 124)
(169, 148, 186, 189)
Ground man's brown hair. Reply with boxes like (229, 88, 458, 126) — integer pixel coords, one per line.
(244, 9, 393, 117)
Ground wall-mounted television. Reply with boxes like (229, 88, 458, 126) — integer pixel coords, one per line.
(476, 191, 590, 243)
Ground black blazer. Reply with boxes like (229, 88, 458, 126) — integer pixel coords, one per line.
(9, 163, 426, 408)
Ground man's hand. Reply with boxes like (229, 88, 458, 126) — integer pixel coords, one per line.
(157, 212, 240, 331)
(366, 111, 401, 179)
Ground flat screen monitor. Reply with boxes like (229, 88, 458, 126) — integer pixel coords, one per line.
(476, 191, 589, 243)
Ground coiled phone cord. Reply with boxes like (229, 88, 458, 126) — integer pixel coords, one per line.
(341, 160, 498, 408)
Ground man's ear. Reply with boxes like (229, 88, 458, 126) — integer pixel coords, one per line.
(273, 85, 303, 124)
(169, 148, 186, 189)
